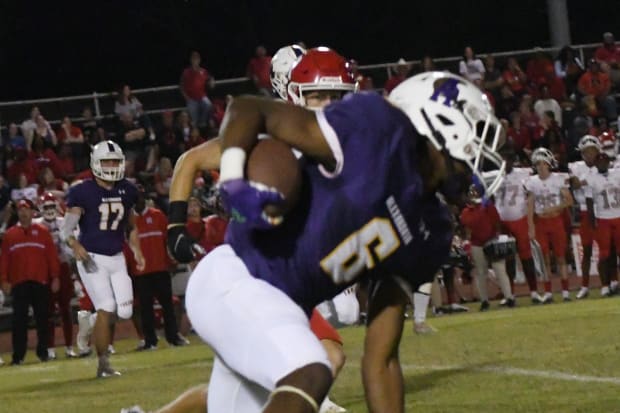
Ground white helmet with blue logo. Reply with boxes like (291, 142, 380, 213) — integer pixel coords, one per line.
(91, 140, 125, 182)
(389, 71, 505, 196)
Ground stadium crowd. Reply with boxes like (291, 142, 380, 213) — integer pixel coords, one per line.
(1, 31, 620, 371)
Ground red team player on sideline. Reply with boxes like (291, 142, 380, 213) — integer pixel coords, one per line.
(494, 147, 544, 303)
(568, 135, 602, 299)
(34, 192, 79, 359)
(586, 139, 620, 296)
(525, 148, 574, 303)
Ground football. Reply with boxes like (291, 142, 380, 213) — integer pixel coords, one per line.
(246, 138, 302, 217)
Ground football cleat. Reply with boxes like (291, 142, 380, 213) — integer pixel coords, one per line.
(562, 291, 571, 302)
(319, 396, 347, 413)
(479, 301, 490, 312)
(601, 286, 611, 297)
(107, 344, 116, 355)
(449, 303, 469, 312)
(610, 280, 619, 294)
(531, 292, 544, 304)
(542, 292, 554, 304)
(120, 406, 146, 413)
(65, 347, 78, 358)
(97, 365, 121, 378)
(576, 287, 589, 299)
(414, 321, 437, 335)
(47, 348, 57, 360)
(505, 297, 516, 308)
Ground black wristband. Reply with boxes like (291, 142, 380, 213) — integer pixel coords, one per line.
(168, 201, 188, 225)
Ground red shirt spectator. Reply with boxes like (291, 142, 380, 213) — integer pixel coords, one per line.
(578, 69, 611, 98)
(6, 150, 39, 185)
(247, 46, 272, 90)
(502, 57, 527, 95)
(526, 52, 555, 88)
(0, 202, 60, 287)
(384, 74, 406, 94)
(127, 207, 170, 276)
(56, 117, 84, 144)
(460, 202, 500, 246)
(203, 215, 228, 253)
(507, 125, 532, 152)
(594, 32, 620, 67)
(181, 51, 211, 101)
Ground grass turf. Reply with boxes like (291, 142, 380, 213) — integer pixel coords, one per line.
(0, 294, 619, 413)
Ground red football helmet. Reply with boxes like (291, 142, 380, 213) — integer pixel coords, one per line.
(39, 192, 58, 221)
(287, 47, 357, 106)
(599, 131, 617, 158)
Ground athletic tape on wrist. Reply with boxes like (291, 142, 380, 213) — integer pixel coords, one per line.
(269, 385, 319, 413)
(219, 147, 246, 182)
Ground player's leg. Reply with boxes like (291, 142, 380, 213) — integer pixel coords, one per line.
(31, 281, 51, 361)
(551, 219, 570, 301)
(47, 287, 59, 360)
(470, 245, 490, 311)
(535, 219, 554, 302)
(578, 212, 594, 298)
(187, 245, 332, 413)
(10, 283, 30, 364)
(77, 254, 120, 377)
(152, 271, 182, 345)
(490, 259, 515, 306)
(134, 275, 157, 348)
(58, 266, 76, 357)
(596, 219, 612, 296)
(509, 218, 541, 300)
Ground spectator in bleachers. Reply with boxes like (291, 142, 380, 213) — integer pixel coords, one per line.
(20, 106, 40, 146)
(540, 70, 567, 102)
(29, 134, 62, 178)
(114, 85, 143, 118)
(507, 111, 532, 156)
(36, 167, 68, 200)
(117, 112, 147, 165)
(0, 199, 60, 365)
(594, 32, 620, 87)
(503, 57, 528, 97)
(8, 123, 26, 150)
(55, 143, 77, 181)
(176, 110, 192, 144)
(421, 55, 435, 72)
(246, 45, 272, 97)
(383, 58, 411, 94)
(10, 173, 38, 203)
(152, 111, 183, 164)
(57, 116, 88, 171)
(153, 157, 173, 213)
(519, 95, 540, 137)
(186, 127, 205, 150)
(483, 54, 504, 101)
(180, 51, 214, 129)
(458, 46, 485, 82)
(526, 48, 555, 92)
(495, 84, 518, 120)
(33, 115, 57, 148)
(578, 59, 617, 121)
(349, 59, 374, 91)
(589, 116, 614, 137)
(534, 84, 562, 127)
(555, 46, 584, 96)
(79, 106, 104, 146)
(7, 148, 38, 186)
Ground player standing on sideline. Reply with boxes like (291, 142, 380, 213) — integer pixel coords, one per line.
(60, 141, 144, 378)
(525, 148, 573, 303)
(34, 192, 79, 359)
(160, 72, 504, 413)
(494, 146, 544, 303)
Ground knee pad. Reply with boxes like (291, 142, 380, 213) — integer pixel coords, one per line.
(269, 386, 319, 413)
(117, 303, 133, 320)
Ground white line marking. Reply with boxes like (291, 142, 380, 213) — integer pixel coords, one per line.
(399, 363, 620, 385)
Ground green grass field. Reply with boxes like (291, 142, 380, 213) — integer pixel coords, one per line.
(1, 295, 619, 413)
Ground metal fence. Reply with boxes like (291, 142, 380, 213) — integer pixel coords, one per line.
(0, 41, 604, 131)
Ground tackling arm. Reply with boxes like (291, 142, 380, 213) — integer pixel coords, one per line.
(362, 276, 409, 413)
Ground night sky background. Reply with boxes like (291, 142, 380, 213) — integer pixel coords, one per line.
(1, 0, 619, 100)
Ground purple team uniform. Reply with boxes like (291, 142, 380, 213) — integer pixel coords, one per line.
(66, 179, 138, 255)
(226, 93, 453, 314)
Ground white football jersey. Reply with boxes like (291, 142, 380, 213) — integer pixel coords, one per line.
(524, 172, 569, 215)
(495, 167, 531, 221)
(33, 216, 73, 263)
(568, 160, 598, 212)
(586, 168, 620, 219)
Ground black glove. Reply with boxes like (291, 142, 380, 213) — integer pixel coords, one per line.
(167, 200, 198, 263)
(167, 225, 199, 263)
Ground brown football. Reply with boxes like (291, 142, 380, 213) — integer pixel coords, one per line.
(246, 138, 302, 217)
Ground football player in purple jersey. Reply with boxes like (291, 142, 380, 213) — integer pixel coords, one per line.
(161, 72, 504, 413)
(61, 141, 145, 378)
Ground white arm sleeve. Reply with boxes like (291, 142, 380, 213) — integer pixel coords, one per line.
(60, 212, 81, 242)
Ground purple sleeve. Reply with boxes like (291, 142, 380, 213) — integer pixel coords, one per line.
(66, 183, 83, 209)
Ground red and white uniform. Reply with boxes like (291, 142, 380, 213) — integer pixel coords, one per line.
(495, 167, 531, 259)
(525, 173, 570, 257)
(569, 160, 598, 246)
(587, 169, 620, 259)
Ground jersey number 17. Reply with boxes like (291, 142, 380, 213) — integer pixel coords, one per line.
(98, 202, 125, 231)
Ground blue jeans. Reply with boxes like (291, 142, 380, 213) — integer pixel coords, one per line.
(186, 97, 213, 128)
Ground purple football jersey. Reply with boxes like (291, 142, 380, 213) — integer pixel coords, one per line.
(226, 92, 452, 314)
(66, 178, 138, 255)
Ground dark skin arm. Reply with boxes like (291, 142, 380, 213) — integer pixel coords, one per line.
(586, 196, 596, 228)
(362, 276, 409, 413)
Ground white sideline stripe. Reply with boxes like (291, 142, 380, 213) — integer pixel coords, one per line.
(399, 363, 620, 385)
